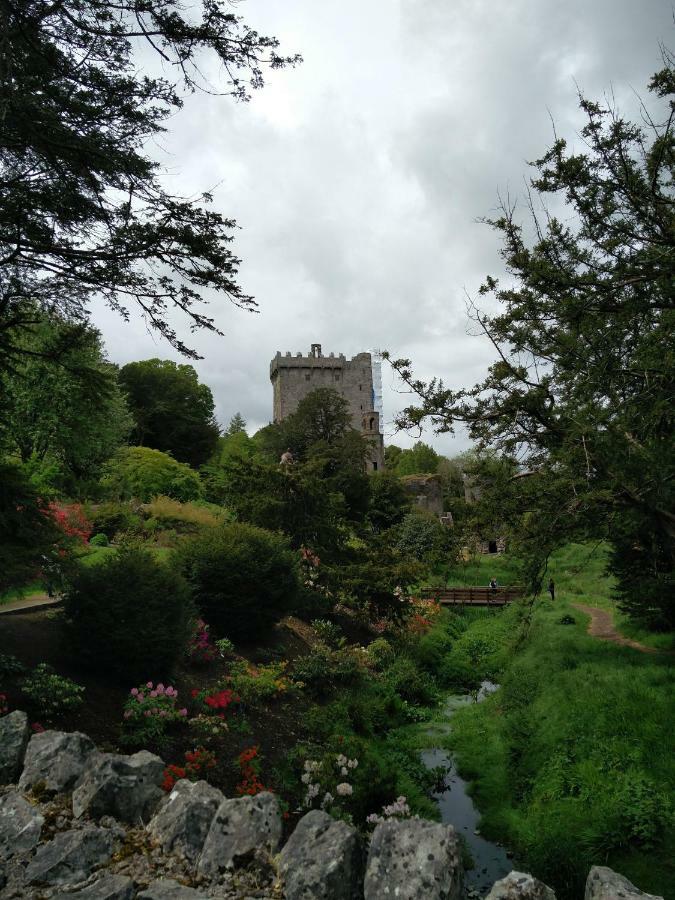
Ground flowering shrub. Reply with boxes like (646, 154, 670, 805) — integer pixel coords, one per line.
(47, 502, 92, 546)
(228, 661, 292, 705)
(366, 795, 414, 826)
(406, 598, 442, 635)
(235, 746, 271, 796)
(187, 713, 230, 741)
(311, 619, 345, 648)
(21, 664, 85, 720)
(186, 619, 217, 665)
(215, 637, 235, 657)
(300, 753, 359, 821)
(191, 685, 240, 719)
(0, 654, 25, 679)
(162, 747, 217, 792)
(0, 693, 9, 715)
(122, 681, 187, 746)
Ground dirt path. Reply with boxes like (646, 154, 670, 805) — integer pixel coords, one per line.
(572, 603, 658, 654)
(0, 593, 60, 615)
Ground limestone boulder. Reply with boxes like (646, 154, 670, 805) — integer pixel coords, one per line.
(278, 809, 363, 900)
(137, 878, 209, 899)
(55, 873, 135, 899)
(486, 871, 557, 900)
(364, 818, 462, 900)
(0, 711, 30, 785)
(147, 779, 223, 864)
(0, 789, 44, 859)
(26, 825, 114, 885)
(197, 792, 281, 877)
(19, 730, 96, 793)
(585, 866, 663, 900)
(73, 750, 165, 824)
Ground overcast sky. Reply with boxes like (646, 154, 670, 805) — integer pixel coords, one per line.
(92, 0, 672, 455)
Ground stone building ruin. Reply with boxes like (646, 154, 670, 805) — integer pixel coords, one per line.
(270, 344, 385, 471)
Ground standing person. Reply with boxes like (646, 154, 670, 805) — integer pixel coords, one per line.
(548, 578, 555, 601)
(489, 577, 498, 593)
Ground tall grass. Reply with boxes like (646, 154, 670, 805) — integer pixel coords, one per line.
(446, 544, 675, 899)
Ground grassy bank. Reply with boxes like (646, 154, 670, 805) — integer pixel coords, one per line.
(444, 545, 675, 899)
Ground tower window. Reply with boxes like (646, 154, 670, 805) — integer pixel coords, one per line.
(359, 385, 362, 391)
(334, 374, 340, 381)
(373, 461, 378, 471)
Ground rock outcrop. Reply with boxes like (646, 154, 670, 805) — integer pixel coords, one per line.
(278, 809, 362, 899)
(364, 818, 463, 900)
(585, 866, 663, 900)
(0, 715, 665, 900)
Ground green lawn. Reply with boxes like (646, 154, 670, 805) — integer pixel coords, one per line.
(444, 543, 675, 900)
(0, 580, 44, 605)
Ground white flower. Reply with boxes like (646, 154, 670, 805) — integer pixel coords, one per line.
(336, 782, 353, 797)
(347, 758, 359, 769)
(321, 792, 334, 809)
(335, 754, 348, 768)
(340, 766, 348, 776)
(301, 773, 311, 784)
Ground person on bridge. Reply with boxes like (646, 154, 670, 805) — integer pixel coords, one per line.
(548, 578, 555, 601)
(489, 577, 498, 593)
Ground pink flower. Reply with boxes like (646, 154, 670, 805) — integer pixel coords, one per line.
(156, 684, 165, 694)
(150, 691, 157, 698)
(137, 693, 145, 702)
(144, 710, 152, 717)
(130, 687, 139, 696)
(179, 708, 188, 717)
(146, 681, 153, 688)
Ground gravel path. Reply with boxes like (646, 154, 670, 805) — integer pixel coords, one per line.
(572, 603, 658, 654)
(0, 593, 60, 615)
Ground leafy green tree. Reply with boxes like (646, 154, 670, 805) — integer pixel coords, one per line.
(366, 471, 412, 533)
(119, 359, 220, 468)
(395, 510, 456, 567)
(63, 546, 194, 680)
(175, 523, 300, 641)
(386, 63, 675, 627)
(226, 413, 248, 436)
(101, 446, 202, 503)
(245, 389, 371, 523)
(394, 442, 440, 476)
(0, 462, 60, 593)
(0, 1, 300, 364)
(0, 312, 132, 491)
(220, 457, 348, 561)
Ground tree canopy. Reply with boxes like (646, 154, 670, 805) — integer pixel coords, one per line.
(0, 311, 132, 491)
(119, 358, 220, 468)
(386, 61, 675, 627)
(0, 1, 300, 362)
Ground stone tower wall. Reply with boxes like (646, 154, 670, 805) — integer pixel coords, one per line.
(270, 345, 384, 471)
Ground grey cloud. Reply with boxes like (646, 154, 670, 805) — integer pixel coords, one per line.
(91, 0, 672, 454)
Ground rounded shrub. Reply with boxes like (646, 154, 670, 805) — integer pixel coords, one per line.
(175, 523, 300, 641)
(89, 532, 109, 547)
(63, 546, 194, 681)
(100, 447, 201, 503)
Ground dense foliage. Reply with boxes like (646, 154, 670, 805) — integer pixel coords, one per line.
(0, 1, 300, 362)
(175, 523, 300, 641)
(0, 462, 59, 593)
(101, 447, 202, 502)
(387, 65, 675, 628)
(63, 546, 194, 680)
(0, 312, 132, 492)
(119, 359, 220, 468)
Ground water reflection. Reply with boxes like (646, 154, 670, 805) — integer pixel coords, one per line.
(420, 682, 513, 894)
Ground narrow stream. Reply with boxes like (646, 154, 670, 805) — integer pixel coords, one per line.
(420, 682, 513, 894)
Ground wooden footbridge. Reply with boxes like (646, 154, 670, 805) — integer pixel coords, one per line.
(420, 586, 522, 607)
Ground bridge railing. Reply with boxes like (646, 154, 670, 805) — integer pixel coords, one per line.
(419, 586, 522, 607)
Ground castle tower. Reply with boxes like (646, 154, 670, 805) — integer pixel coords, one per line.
(269, 344, 385, 471)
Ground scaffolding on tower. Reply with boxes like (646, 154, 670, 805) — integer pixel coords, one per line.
(370, 349, 384, 434)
